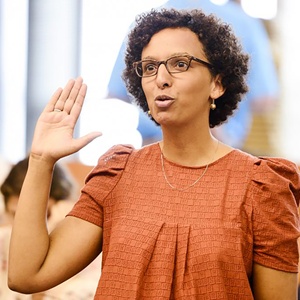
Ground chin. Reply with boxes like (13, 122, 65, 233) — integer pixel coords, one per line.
(156, 118, 176, 127)
(154, 112, 172, 124)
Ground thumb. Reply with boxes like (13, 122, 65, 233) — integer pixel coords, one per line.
(74, 132, 102, 151)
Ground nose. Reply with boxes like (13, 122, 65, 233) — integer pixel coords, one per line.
(156, 62, 171, 88)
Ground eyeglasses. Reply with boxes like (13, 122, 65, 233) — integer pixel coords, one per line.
(133, 54, 214, 78)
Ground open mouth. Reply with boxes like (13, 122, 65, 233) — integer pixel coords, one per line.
(155, 95, 174, 108)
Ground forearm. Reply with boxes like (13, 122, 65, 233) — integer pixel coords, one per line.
(8, 77, 100, 293)
(8, 154, 55, 289)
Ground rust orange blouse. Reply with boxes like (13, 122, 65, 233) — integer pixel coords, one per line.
(68, 143, 300, 299)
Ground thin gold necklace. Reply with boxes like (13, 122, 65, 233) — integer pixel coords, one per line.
(160, 141, 219, 191)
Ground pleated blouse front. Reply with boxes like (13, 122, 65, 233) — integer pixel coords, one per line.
(68, 143, 300, 299)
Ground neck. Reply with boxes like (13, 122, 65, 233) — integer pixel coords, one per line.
(159, 129, 218, 166)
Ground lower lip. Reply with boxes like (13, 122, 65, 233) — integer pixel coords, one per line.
(155, 100, 174, 108)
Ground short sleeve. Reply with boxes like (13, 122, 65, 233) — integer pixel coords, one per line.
(251, 157, 300, 272)
(67, 144, 133, 227)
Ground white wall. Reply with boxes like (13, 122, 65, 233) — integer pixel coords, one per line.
(0, 0, 28, 162)
(277, 0, 300, 163)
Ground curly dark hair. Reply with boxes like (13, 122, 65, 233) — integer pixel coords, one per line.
(123, 8, 249, 127)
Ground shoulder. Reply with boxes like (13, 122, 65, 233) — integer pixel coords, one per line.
(252, 155, 300, 202)
(86, 143, 159, 179)
(233, 149, 299, 181)
(101, 144, 134, 162)
(227, 149, 300, 199)
(86, 144, 134, 180)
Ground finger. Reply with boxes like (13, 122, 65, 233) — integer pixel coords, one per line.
(44, 88, 63, 113)
(54, 78, 77, 111)
(69, 83, 87, 121)
(63, 77, 85, 114)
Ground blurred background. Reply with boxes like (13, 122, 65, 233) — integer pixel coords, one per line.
(1, 1, 300, 297)
(0, 0, 300, 167)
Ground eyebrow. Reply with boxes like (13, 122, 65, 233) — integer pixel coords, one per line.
(142, 52, 190, 60)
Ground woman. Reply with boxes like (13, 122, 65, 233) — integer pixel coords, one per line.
(8, 9, 300, 299)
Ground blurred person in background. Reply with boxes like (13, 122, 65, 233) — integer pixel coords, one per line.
(0, 156, 74, 229)
(0, 156, 12, 216)
(0, 156, 99, 299)
(107, 0, 279, 150)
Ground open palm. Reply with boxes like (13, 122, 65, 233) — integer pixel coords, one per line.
(31, 78, 101, 163)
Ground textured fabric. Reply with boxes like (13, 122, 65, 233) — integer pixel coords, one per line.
(68, 143, 300, 299)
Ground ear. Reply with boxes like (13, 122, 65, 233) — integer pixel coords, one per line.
(210, 75, 225, 99)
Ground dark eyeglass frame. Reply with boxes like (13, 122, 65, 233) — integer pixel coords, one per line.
(133, 54, 214, 78)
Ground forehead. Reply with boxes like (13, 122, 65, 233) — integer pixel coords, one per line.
(141, 27, 205, 59)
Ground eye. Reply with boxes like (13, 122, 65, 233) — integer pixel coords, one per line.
(142, 61, 158, 74)
(177, 60, 188, 68)
(169, 57, 189, 71)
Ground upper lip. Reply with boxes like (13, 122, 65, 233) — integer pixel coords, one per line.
(155, 95, 174, 101)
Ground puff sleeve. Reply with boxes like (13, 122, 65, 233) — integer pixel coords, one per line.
(251, 157, 300, 272)
(67, 144, 133, 227)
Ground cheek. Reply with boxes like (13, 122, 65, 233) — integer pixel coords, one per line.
(182, 78, 210, 100)
(141, 80, 148, 95)
(141, 80, 152, 104)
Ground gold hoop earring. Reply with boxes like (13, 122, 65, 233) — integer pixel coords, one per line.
(210, 99, 216, 110)
(148, 110, 151, 115)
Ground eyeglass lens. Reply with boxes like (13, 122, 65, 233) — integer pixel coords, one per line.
(137, 56, 191, 77)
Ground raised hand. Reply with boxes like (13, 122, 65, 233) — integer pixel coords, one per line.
(31, 77, 101, 163)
